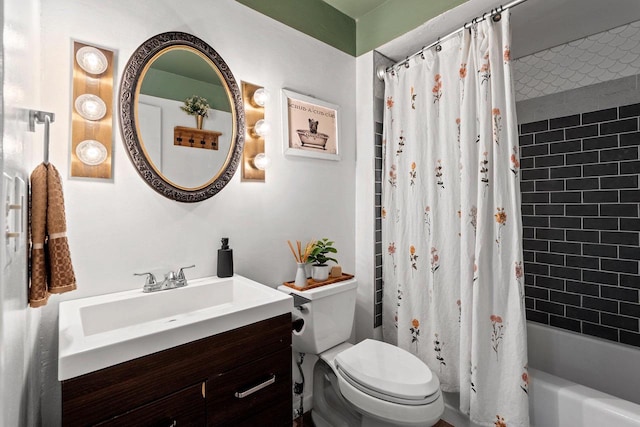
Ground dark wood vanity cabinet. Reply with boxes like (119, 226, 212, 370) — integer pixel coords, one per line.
(62, 314, 292, 426)
(96, 383, 206, 426)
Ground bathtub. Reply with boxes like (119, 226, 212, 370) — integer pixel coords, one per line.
(441, 322, 640, 427)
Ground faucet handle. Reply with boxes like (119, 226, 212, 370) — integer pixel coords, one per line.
(176, 264, 195, 280)
(134, 272, 157, 286)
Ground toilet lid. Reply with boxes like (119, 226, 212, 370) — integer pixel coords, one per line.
(335, 339, 440, 401)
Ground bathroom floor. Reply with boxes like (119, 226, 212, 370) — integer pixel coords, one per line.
(293, 412, 454, 426)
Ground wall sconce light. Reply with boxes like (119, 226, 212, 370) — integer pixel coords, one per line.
(253, 152, 271, 170)
(70, 41, 115, 178)
(241, 81, 270, 182)
(252, 87, 269, 107)
(74, 94, 107, 121)
(75, 46, 108, 75)
(76, 140, 108, 166)
(253, 119, 270, 138)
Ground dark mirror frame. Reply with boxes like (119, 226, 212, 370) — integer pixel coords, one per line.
(119, 32, 245, 203)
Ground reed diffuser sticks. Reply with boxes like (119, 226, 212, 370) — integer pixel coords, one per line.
(287, 239, 314, 264)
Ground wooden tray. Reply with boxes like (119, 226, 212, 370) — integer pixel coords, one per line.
(282, 273, 354, 291)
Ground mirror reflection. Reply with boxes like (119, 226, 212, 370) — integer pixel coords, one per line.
(136, 47, 233, 189)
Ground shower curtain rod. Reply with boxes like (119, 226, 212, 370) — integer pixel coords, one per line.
(378, 0, 528, 80)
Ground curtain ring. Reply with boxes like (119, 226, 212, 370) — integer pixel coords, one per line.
(404, 57, 410, 68)
(435, 37, 442, 52)
(420, 47, 426, 60)
(492, 7, 502, 22)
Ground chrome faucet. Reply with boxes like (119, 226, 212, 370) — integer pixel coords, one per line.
(176, 265, 195, 287)
(134, 272, 159, 293)
(135, 265, 195, 293)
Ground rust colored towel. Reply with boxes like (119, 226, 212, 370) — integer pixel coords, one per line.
(29, 163, 77, 307)
(29, 164, 49, 307)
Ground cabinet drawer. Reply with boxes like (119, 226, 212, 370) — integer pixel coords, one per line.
(207, 347, 292, 426)
(230, 400, 292, 427)
(97, 382, 205, 427)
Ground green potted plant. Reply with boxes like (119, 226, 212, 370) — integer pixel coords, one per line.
(180, 95, 210, 129)
(307, 238, 338, 282)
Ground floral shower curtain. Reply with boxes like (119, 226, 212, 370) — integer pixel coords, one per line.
(382, 13, 529, 427)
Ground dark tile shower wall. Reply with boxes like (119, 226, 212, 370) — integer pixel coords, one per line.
(374, 51, 391, 329)
(374, 121, 383, 328)
(519, 103, 640, 348)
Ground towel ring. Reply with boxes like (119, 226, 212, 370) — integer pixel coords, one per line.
(28, 110, 56, 165)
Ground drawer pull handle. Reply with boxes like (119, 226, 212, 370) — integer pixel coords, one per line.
(234, 375, 276, 398)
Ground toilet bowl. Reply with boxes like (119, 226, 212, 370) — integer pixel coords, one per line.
(278, 279, 444, 427)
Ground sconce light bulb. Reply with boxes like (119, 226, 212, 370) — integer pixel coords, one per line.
(75, 94, 107, 121)
(254, 119, 270, 137)
(253, 153, 271, 170)
(76, 46, 108, 75)
(76, 140, 108, 166)
(252, 88, 269, 107)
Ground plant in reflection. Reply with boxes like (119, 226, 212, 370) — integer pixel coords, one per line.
(181, 95, 210, 118)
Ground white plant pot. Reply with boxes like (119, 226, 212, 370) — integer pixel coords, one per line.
(311, 265, 330, 282)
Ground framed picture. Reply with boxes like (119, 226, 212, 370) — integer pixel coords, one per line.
(282, 89, 340, 161)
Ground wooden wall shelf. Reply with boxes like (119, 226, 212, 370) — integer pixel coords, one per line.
(174, 126, 221, 150)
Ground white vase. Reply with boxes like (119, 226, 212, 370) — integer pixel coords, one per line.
(311, 265, 330, 282)
(294, 263, 308, 288)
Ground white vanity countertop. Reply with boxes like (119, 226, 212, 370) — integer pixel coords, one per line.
(58, 274, 292, 381)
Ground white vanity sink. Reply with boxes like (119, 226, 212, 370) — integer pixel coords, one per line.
(58, 275, 292, 380)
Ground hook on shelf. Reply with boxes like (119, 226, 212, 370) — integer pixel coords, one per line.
(28, 110, 55, 165)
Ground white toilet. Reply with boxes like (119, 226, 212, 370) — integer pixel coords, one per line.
(278, 278, 444, 427)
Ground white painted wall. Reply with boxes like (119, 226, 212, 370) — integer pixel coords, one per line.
(1, 0, 42, 425)
(354, 51, 377, 342)
(39, 0, 355, 423)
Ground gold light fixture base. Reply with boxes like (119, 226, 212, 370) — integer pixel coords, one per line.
(71, 41, 115, 179)
(241, 81, 265, 182)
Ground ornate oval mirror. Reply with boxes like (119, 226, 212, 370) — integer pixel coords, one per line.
(119, 32, 244, 202)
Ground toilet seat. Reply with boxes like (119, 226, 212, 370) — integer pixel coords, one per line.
(337, 365, 441, 406)
(334, 339, 441, 403)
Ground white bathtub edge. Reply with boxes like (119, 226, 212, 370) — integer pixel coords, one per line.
(528, 322, 640, 404)
(529, 367, 640, 427)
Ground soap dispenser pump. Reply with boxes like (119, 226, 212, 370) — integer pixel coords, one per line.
(217, 237, 234, 278)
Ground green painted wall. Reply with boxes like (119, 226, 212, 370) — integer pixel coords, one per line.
(140, 69, 231, 112)
(236, 0, 356, 55)
(356, 0, 469, 55)
(235, 0, 471, 57)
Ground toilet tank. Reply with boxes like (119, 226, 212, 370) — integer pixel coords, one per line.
(278, 279, 357, 354)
